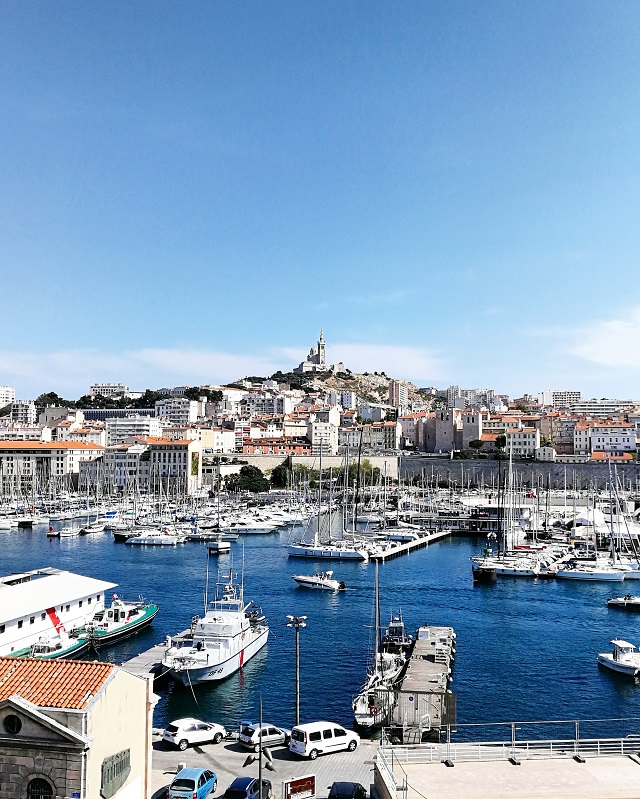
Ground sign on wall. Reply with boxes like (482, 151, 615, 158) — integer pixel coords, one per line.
(101, 749, 131, 798)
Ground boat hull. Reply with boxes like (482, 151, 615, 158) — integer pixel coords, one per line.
(288, 544, 368, 560)
(89, 605, 159, 648)
(597, 654, 640, 676)
(168, 627, 269, 685)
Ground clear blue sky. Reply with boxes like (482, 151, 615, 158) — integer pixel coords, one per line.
(2, 1, 640, 399)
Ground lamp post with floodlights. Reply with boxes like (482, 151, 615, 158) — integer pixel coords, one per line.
(286, 615, 307, 725)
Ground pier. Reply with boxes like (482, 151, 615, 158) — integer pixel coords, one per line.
(387, 624, 456, 743)
(121, 628, 191, 683)
(371, 530, 452, 561)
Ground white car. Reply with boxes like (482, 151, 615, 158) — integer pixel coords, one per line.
(163, 717, 227, 751)
(239, 722, 290, 751)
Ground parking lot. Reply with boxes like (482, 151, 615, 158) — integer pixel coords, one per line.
(152, 731, 378, 799)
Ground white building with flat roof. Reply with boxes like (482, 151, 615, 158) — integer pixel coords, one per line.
(10, 401, 36, 425)
(106, 414, 163, 446)
(0, 387, 15, 408)
(89, 382, 129, 398)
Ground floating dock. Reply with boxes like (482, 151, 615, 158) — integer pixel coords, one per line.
(371, 530, 452, 562)
(389, 624, 456, 743)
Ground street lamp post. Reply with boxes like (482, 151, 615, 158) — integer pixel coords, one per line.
(286, 615, 307, 725)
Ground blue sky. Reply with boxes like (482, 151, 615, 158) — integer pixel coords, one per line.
(2, 1, 640, 399)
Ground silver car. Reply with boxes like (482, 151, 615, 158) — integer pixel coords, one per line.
(239, 722, 290, 751)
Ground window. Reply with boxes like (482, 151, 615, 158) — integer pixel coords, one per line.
(30, 617, 35, 625)
(0, 625, 4, 634)
(334, 728, 347, 737)
(3, 714, 22, 735)
(17, 620, 22, 629)
(41, 613, 45, 621)
(66, 605, 70, 612)
(27, 778, 53, 798)
(323, 729, 333, 739)
(79, 600, 83, 607)
(309, 731, 322, 742)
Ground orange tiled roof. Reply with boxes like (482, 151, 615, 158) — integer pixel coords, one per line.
(0, 657, 114, 709)
(590, 452, 634, 461)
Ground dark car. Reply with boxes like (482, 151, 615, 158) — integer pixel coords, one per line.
(224, 777, 272, 799)
(328, 783, 367, 799)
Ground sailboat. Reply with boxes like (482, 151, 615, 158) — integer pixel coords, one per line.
(352, 563, 407, 728)
(288, 450, 370, 560)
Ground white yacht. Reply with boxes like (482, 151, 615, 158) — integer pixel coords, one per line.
(162, 569, 269, 685)
(556, 561, 627, 581)
(125, 529, 183, 546)
(597, 639, 640, 676)
(291, 570, 346, 591)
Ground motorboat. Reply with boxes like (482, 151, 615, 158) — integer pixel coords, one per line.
(607, 594, 640, 611)
(556, 562, 627, 581)
(597, 639, 640, 676)
(79, 595, 159, 648)
(13, 631, 91, 660)
(291, 571, 346, 591)
(125, 530, 183, 546)
(208, 537, 231, 555)
(162, 568, 269, 685)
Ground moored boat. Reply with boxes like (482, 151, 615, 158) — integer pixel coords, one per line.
(78, 595, 159, 648)
(162, 567, 269, 685)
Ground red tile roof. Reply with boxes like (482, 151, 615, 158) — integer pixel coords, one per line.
(0, 657, 114, 708)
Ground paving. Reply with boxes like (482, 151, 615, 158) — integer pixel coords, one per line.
(395, 756, 640, 799)
(151, 731, 378, 799)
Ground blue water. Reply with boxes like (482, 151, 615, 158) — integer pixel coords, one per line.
(3, 526, 640, 739)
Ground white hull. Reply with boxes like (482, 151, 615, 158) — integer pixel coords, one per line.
(597, 653, 640, 676)
(288, 543, 368, 560)
(292, 575, 343, 591)
(556, 569, 626, 581)
(168, 628, 269, 685)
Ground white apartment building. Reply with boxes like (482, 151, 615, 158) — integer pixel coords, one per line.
(146, 437, 202, 494)
(155, 398, 199, 426)
(0, 386, 15, 407)
(106, 414, 163, 446)
(505, 427, 540, 458)
(0, 424, 51, 442)
(340, 391, 358, 410)
(538, 389, 581, 408)
(89, 382, 129, 398)
(307, 420, 338, 455)
(569, 398, 635, 417)
(10, 401, 36, 425)
(590, 424, 636, 454)
(338, 421, 402, 451)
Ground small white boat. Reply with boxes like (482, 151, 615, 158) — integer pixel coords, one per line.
(208, 537, 231, 555)
(556, 563, 627, 581)
(607, 594, 640, 611)
(597, 639, 640, 676)
(292, 571, 346, 591)
(126, 530, 181, 546)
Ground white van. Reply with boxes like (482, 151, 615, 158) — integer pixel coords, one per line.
(288, 722, 360, 759)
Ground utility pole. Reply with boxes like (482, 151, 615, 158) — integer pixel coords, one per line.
(286, 615, 307, 725)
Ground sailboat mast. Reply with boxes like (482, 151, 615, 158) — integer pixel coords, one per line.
(374, 560, 380, 659)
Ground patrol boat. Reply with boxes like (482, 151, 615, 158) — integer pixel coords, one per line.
(162, 567, 268, 686)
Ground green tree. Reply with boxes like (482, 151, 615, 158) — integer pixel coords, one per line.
(468, 439, 483, 451)
(34, 392, 76, 411)
(540, 436, 553, 448)
(495, 434, 506, 450)
(270, 463, 291, 488)
(225, 465, 270, 493)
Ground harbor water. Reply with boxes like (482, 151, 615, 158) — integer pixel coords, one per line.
(4, 523, 640, 737)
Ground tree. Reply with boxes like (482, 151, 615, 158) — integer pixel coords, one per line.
(270, 463, 291, 488)
(34, 392, 76, 411)
(225, 465, 270, 494)
(468, 439, 483, 451)
(183, 387, 223, 402)
(540, 436, 553, 448)
(0, 404, 11, 417)
(495, 434, 506, 450)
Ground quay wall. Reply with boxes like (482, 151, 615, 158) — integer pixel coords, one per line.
(214, 454, 399, 478)
(400, 457, 640, 490)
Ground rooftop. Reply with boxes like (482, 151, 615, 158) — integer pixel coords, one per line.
(0, 656, 114, 708)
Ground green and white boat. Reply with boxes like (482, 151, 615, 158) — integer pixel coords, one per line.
(80, 595, 159, 649)
(12, 631, 91, 660)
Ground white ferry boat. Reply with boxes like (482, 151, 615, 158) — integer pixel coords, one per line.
(0, 567, 116, 657)
(162, 569, 269, 686)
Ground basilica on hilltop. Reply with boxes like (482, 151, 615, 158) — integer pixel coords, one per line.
(293, 330, 346, 374)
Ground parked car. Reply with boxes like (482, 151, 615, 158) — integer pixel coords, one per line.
(239, 722, 290, 750)
(289, 721, 360, 759)
(163, 718, 227, 751)
(223, 777, 272, 799)
(167, 767, 217, 799)
(328, 784, 367, 799)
